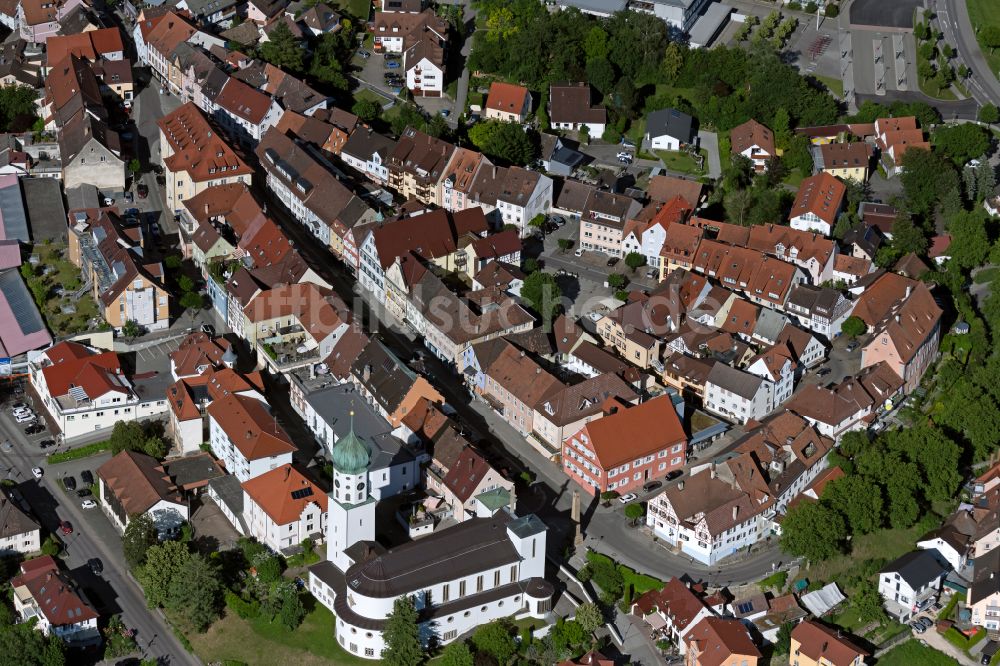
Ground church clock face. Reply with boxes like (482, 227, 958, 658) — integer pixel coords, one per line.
(334, 479, 340, 488)
(357, 482, 365, 491)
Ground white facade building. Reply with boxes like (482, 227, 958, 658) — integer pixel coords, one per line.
(703, 362, 773, 425)
(206, 392, 295, 483)
(242, 464, 328, 554)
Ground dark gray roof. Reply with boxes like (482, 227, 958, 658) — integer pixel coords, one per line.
(0, 177, 28, 243)
(647, 108, 694, 142)
(0, 493, 38, 538)
(969, 546, 1000, 605)
(343, 128, 396, 162)
(351, 340, 419, 415)
(881, 550, 949, 590)
(786, 284, 842, 319)
(162, 454, 225, 488)
(208, 474, 246, 532)
(23, 178, 67, 242)
(345, 513, 520, 597)
(706, 362, 764, 400)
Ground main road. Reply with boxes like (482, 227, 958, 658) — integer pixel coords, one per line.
(937, 0, 1000, 110)
(0, 409, 196, 665)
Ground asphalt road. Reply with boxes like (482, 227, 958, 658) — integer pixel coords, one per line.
(0, 407, 196, 665)
(938, 0, 1000, 109)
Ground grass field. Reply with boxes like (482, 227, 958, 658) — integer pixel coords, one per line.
(969, 0, 1000, 81)
(878, 640, 956, 666)
(813, 74, 844, 98)
(189, 604, 369, 666)
(353, 88, 386, 106)
(656, 149, 707, 175)
(975, 267, 1000, 284)
(331, 0, 370, 20)
(27, 243, 101, 337)
(782, 168, 807, 188)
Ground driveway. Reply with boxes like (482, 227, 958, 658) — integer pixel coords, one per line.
(698, 130, 721, 178)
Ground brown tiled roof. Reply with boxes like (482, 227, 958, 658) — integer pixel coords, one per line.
(693, 240, 799, 308)
(867, 281, 942, 364)
(244, 282, 349, 344)
(216, 76, 272, 125)
(144, 12, 197, 60)
(851, 271, 919, 325)
(791, 620, 868, 666)
(442, 447, 495, 503)
(46, 27, 124, 66)
(687, 617, 762, 666)
(720, 299, 759, 337)
(730, 119, 774, 157)
(369, 209, 457, 270)
(647, 174, 703, 207)
(820, 141, 871, 170)
(97, 450, 184, 516)
(580, 395, 686, 469)
(481, 340, 562, 408)
(159, 102, 253, 183)
(633, 577, 709, 629)
(11, 556, 98, 627)
(746, 225, 835, 267)
(791, 172, 846, 226)
(549, 82, 605, 125)
(387, 126, 455, 183)
(536, 373, 637, 427)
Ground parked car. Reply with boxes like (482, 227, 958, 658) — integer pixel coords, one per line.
(620, 138, 637, 149)
(81, 499, 97, 510)
(917, 617, 934, 629)
(124, 191, 134, 204)
(9, 402, 27, 412)
(846, 341, 860, 352)
(88, 558, 103, 574)
(909, 621, 924, 633)
(817, 367, 832, 376)
(618, 493, 638, 504)
(14, 412, 35, 423)
(385, 53, 401, 61)
(551, 215, 566, 227)
(31, 467, 42, 479)
(665, 470, 684, 481)
(39, 439, 55, 449)
(76, 488, 92, 497)
(646, 268, 658, 279)
(642, 480, 662, 493)
(80, 470, 94, 485)
(574, 248, 584, 257)
(607, 257, 620, 267)
(137, 183, 148, 199)
(981, 641, 999, 665)
(24, 423, 44, 435)
(63, 476, 77, 491)
(357, 49, 370, 59)
(385, 61, 400, 70)
(60, 520, 73, 535)
(616, 151, 631, 160)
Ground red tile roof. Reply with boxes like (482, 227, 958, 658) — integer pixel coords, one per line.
(791, 172, 847, 226)
(579, 395, 686, 469)
(11, 556, 98, 627)
(158, 102, 253, 183)
(41, 343, 127, 400)
(170, 332, 232, 377)
(730, 119, 775, 158)
(216, 77, 272, 125)
(687, 617, 762, 666)
(46, 28, 124, 66)
(791, 620, 868, 666)
(97, 450, 184, 516)
(485, 81, 531, 115)
(206, 393, 296, 461)
(242, 464, 327, 525)
(441, 447, 494, 503)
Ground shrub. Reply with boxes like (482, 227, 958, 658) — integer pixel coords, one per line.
(787, 1, 801, 9)
(47, 439, 111, 464)
(224, 591, 261, 620)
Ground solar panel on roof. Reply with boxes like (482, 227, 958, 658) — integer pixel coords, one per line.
(290, 487, 313, 500)
(737, 601, 753, 614)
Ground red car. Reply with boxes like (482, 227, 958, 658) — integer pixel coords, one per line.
(60, 520, 73, 535)
(137, 183, 149, 199)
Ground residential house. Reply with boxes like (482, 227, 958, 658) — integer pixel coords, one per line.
(704, 362, 772, 424)
(207, 391, 295, 482)
(484, 82, 532, 122)
(878, 550, 948, 621)
(372, 9, 448, 96)
(140, 11, 197, 86)
(730, 119, 775, 172)
(631, 578, 715, 654)
(662, 353, 715, 398)
(562, 395, 687, 496)
(350, 340, 444, 428)
(968, 546, 1000, 630)
(789, 620, 868, 666)
(549, 83, 606, 136)
(684, 617, 761, 666)
(438, 147, 486, 212)
(860, 281, 941, 392)
(648, 174, 703, 207)
(256, 127, 375, 248)
(692, 240, 807, 311)
(659, 218, 704, 278)
(579, 190, 642, 257)
(739, 223, 838, 284)
(532, 372, 638, 451)
(43, 28, 125, 73)
(469, 165, 553, 237)
(67, 208, 170, 332)
(11, 556, 99, 645)
(622, 196, 693, 267)
(645, 108, 694, 151)
(340, 127, 395, 185)
(875, 117, 929, 177)
(158, 102, 253, 212)
(167, 365, 261, 455)
(213, 76, 283, 146)
(816, 141, 871, 182)
(242, 464, 328, 553)
(96, 450, 189, 536)
(746, 344, 795, 407)
(785, 284, 852, 339)
(59, 112, 124, 193)
(18, 0, 88, 44)
(30, 341, 168, 440)
(386, 126, 455, 204)
(425, 444, 514, 522)
(789, 172, 846, 236)
(540, 134, 586, 177)
(0, 493, 39, 555)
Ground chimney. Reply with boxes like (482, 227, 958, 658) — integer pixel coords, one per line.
(710, 465, 717, 479)
(732, 505, 739, 521)
(894, 314, 900, 323)
(905, 284, 912, 298)
(678, 480, 684, 491)
(246, 430, 253, 439)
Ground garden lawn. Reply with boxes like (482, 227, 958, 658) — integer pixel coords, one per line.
(353, 88, 384, 106)
(783, 168, 807, 188)
(27, 243, 101, 337)
(330, 0, 370, 20)
(813, 74, 844, 97)
(969, 0, 1000, 81)
(830, 606, 863, 632)
(975, 267, 1000, 284)
(189, 604, 369, 666)
(878, 639, 957, 666)
(656, 149, 706, 175)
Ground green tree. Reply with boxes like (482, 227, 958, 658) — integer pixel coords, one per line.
(123, 513, 157, 569)
(272, 581, 306, 629)
(485, 6, 518, 41)
(164, 255, 182, 270)
(946, 209, 990, 270)
(353, 98, 382, 123)
(853, 580, 889, 624)
(933, 123, 990, 165)
(981, 25, 1000, 54)
(557, 238, 573, 252)
(439, 641, 473, 666)
(574, 602, 603, 634)
(840, 316, 867, 338)
(121, 319, 141, 340)
(0, 621, 65, 666)
(586, 57, 615, 94)
(472, 620, 517, 665)
(774, 622, 794, 655)
(109, 421, 147, 455)
(258, 20, 305, 73)
(138, 540, 191, 608)
(624, 502, 645, 526)
(520, 271, 562, 328)
(0, 85, 40, 131)
(582, 26, 609, 60)
(607, 273, 627, 289)
(822, 475, 884, 534)
(467, 120, 536, 165)
(40, 534, 61, 557)
(127, 159, 141, 176)
(382, 596, 422, 666)
(661, 41, 685, 82)
(772, 107, 791, 148)
(624, 252, 646, 270)
(584, 552, 624, 601)
(164, 553, 221, 632)
(177, 275, 195, 293)
(551, 618, 588, 654)
(180, 291, 204, 311)
(780, 500, 846, 561)
(579, 124, 590, 145)
(528, 213, 546, 229)
(980, 103, 1000, 124)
